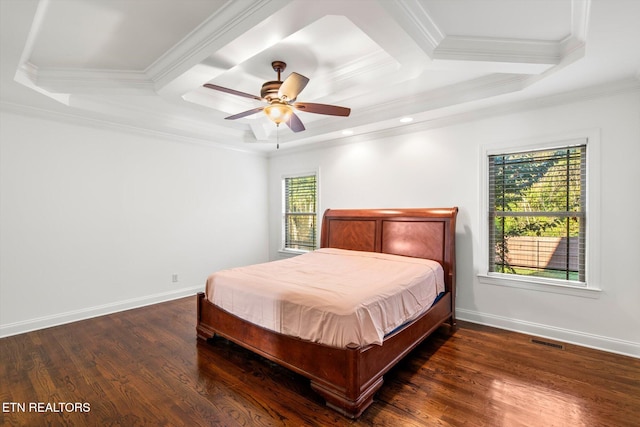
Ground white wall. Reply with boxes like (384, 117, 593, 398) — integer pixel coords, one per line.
(0, 109, 269, 336)
(268, 89, 640, 357)
(3, 88, 638, 357)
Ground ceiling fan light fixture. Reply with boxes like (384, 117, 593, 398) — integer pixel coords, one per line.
(264, 102, 292, 125)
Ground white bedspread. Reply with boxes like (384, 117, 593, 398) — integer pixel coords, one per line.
(205, 248, 444, 348)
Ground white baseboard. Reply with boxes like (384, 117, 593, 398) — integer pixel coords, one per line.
(0, 285, 203, 338)
(456, 308, 639, 359)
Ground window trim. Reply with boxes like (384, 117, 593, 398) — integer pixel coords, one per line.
(280, 170, 319, 254)
(478, 130, 602, 297)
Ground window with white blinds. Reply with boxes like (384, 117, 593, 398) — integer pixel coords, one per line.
(283, 174, 317, 251)
(488, 144, 586, 283)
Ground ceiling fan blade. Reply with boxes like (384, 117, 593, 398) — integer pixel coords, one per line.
(285, 112, 305, 133)
(278, 72, 309, 101)
(293, 102, 350, 117)
(204, 83, 262, 101)
(225, 107, 264, 120)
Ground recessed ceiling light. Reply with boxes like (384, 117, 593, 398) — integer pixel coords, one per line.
(400, 117, 413, 123)
(342, 130, 354, 136)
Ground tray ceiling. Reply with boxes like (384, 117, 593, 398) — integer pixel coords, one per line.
(1, 0, 639, 152)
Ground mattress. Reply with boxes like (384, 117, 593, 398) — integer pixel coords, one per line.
(205, 248, 445, 348)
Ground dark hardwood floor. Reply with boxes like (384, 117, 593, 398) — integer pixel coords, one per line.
(1, 296, 638, 426)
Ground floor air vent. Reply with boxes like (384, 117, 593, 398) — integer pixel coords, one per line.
(530, 338, 565, 350)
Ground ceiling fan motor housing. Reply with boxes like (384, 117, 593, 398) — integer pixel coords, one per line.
(260, 60, 287, 101)
(260, 81, 282, 101)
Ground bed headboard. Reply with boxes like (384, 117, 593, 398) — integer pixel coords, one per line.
(320, 208, 458, 296)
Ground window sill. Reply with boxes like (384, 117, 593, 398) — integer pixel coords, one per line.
(277, 249, 310, 259)
(478, 273, 602, 299)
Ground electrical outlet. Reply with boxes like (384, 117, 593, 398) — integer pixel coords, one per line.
(172, 274, 179, 283)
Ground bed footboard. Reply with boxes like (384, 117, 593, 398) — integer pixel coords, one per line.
(197, 291, 453, 418)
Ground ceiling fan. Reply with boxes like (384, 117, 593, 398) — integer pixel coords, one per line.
(203, 61, 351, 133)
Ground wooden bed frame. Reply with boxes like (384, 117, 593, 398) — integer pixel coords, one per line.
(197, 207, 458, 418)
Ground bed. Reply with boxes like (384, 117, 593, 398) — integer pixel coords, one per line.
(196, 207, 458, 418)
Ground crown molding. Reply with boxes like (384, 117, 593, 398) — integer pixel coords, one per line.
(16, 1, 292, 99)
(4, 77, 635, 158)
(0, 101, 265, 157)
(269, 77, 640, 156)
(147, 0, 291, 91)
(559, 0, 590, 58)
(269, 73, 531, 146)
(434, 36, 561, 66)
(16, 60, 38, 83)
(569, 0, 591, 42)
(403, 77, 639, 137)
(403, 77, 640, 137)
(35, 67, 156, 95)
(383, 0, 444, 57)
(353, 74, 529, 122)
(8, 76, 633, 158)
(387, 0, 589, 74)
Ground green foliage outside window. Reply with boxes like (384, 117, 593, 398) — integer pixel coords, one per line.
(284, 175, 317, 251)
(489, 146, 586, 281)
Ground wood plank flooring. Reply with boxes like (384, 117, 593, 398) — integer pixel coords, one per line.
(1, 296, 638, 426)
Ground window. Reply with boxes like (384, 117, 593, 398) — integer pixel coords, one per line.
(282, 173, 317, 252)
(488, 143, 587, 285)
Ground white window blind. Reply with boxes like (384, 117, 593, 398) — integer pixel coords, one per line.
(488, 144, 586, 283)
(283, 174, 317, 251)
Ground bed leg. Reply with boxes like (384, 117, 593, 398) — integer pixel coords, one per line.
(447, 314, 458, 333)
(196, 292, 217, 341)
(310, 376, 383, 419)
(197, 328, 216, 342)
